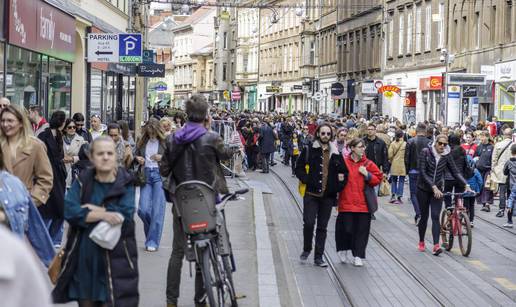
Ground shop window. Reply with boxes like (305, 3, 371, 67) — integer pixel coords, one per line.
(48, 57, 71, 117)
(5, 45, 40, 109)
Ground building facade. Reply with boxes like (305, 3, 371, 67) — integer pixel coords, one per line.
(258, 0, 305, 113)
(235, 5, 259, 111)
(336, 0, 383, 118)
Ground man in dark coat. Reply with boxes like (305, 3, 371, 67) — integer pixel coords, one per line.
(295, 124, 348, 267)
(404, 122, 431, 224)
(258, 118, 277, 173)
(280, 119, 294, 165)
(363, 123, 389, 173)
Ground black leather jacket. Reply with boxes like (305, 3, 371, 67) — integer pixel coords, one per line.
(160, 131, 233, 194)
(405, 135, 431, 171)
(417, 145, 467, 192)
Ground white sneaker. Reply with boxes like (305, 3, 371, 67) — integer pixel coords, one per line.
(337, 251, 349, 263)
(146, 246, 157, 252)
(503, 222, 514, 228)
(353, 257, 364, 267)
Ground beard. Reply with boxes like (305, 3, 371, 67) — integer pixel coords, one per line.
(319, 137, 330, 144)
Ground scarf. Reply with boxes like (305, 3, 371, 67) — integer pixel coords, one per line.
(63, 134, 75, 146)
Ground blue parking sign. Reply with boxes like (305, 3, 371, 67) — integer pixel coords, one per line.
(119, 34, 142, 63)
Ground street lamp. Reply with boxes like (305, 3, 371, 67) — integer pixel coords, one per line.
(440, 49, 455, 125)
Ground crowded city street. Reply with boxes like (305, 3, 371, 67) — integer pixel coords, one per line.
(3, 0, 516, 306)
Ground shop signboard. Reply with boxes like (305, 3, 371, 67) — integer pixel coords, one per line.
(142, 50, 154, 64)
(495, 60, 516, 82)
(231, 91, 241, 100)
(361, 82, 377, 94)
(462, 86, 478, 98)
(8, 0, 76, 62)
(137, 63, 165, 77)
(331, 82, 345, 99)
(447, 73, 486, 86)
(154, 81, 167, 91)
(292, 85, 303, 90)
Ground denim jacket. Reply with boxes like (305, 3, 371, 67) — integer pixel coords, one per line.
(0, 171, 55, 266)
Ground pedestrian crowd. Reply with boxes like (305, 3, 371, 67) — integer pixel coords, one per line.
(1, 92, 516, 306)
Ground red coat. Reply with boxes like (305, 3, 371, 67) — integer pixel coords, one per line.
(338, 155, 383, 213)
(461, 143, 477, 157)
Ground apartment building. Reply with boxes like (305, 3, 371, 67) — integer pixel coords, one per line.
(383, 0, 446, 122)
(235, 5, 259, 110)
(191, 43, 215, 100)
(171, 7, 216, 107)
(257, 0, 305, 112)
(213, 7, 238, 108)
(336, 0, 383, 118)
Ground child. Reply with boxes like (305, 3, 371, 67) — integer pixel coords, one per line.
(465, 156, 483, 227)
(502, 144, 516, 228)
(290, 132, 301, 176)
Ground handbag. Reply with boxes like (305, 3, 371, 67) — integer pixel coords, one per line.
(378, 176, 391, 197)
(89, 213, 125, 250)
(363, 162, 378, 213)
(48, 248, 65, 285)
(298, 145, 310, 197)
(485, 172, 498, 191)
(133, 164, 146, 187)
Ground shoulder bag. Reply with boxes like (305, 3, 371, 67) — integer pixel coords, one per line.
(363, 161, 379, 213)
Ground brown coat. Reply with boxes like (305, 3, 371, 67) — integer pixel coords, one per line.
(388, 140, 407, 176)
(2, 137, 53, 206)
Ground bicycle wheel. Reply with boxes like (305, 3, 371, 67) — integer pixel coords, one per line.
(200, 246, 218, 307)
(440, 210, 453, 251)
(222, 255, 238, 307)
(458, 213, 472, 257)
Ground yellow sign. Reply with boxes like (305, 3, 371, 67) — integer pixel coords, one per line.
(223, 90, 230, 100)
(501, 105, 515, 111)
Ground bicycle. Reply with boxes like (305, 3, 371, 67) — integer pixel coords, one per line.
(440, 192, 475, 257)
(175, 180, 249, 307)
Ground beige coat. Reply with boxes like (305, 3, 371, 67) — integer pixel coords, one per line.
(2, 137, 53, 206)
(491, 138, 513, 184)
(64, 134, 87, 188)
(388, 140, 407, 176)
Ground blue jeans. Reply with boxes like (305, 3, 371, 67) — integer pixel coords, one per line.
(390, 176, 405, 198)
(508, 186, 516, 210)
(138, 167, 166, 249)
(43, 218, 64, 246)
(409, 172, 421, 216)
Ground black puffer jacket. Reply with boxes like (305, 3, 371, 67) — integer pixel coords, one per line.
(295, 141, 348, 198)
(445, 135, 467, 181)
(475, 143, 494, 172)
(417, 144, 467, 192)
(405, 135, 431, 171)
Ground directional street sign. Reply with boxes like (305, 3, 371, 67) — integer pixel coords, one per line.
(87, 33, 142, 63)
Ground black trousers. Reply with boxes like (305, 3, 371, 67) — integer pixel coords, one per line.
(463, 197, 475, 222)
(444, 180, 465, 208)
(283, 150, 291, 165)
(303, 195, 334, 260)
(335, 212, 372, 258)
(291, 154, 298, 174)
(261, 152, 271, 173)
(246, 147, 257, 170)
(417, 188, 443, 245)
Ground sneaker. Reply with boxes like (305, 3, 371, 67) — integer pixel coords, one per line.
(418, 241, 425, 252)
(432, 244, 442, 256)
(481, 205, 490, 212)
(496, 210, 505, 218)
(146, 246, 157, 252)
(353, 257, 364, 267)
(314, 258, 328, 267)
(503, 222, 514, 228)
(337, 251, 349, 263)
(300, 251, 310, 262)
(415, 215, 421, 226)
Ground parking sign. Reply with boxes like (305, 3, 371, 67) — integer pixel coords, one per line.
(119, 34, 142, 63)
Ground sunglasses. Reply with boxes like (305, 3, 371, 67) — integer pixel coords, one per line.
(320, 132, 331, 136)
(437, 141, 448, 146)
(67, 126, 76, 130)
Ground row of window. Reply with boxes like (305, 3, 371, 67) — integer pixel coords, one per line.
(387, 2, 445, 58)
(260, 8, 304, 37)
(107, 0, 129, 15)
(174, 65, 193, 85)
(337, 25, 382, 74)
(259, 43, 300, 76)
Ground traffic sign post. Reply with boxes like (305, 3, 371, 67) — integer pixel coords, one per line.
(87, 33, 142, 63)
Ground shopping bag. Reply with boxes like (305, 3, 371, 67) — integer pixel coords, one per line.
(378, 176, 391, 197)
(298, 164, 309, 197)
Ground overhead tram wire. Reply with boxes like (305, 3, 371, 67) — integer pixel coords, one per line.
(144, 0, 380, 10)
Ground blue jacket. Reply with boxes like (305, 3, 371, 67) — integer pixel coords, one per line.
(0, 171, 55, 266)
(466, 169, 484, 194)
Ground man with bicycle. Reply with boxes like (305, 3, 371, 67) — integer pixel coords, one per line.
(160, 94, 234, 307)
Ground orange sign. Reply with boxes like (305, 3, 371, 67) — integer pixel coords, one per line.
(430, 76, 443, 90)
(378, 85, 401, 95)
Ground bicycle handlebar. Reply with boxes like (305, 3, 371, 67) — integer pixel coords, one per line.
(443, 191, 477, 197)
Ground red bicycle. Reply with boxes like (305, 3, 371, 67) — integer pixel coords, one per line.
(440, 192, 473, 257)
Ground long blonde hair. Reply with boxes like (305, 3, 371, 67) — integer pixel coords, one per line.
(0, 105, 35, 149)
(137, 117, 166, 149)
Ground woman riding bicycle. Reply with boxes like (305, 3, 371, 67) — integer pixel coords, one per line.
(417, 134, 473, 255)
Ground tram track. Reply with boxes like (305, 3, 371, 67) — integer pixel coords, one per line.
(268, 167, 448, 307)
(475, 215, 516, 236)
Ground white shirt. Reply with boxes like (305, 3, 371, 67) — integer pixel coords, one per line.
(145, 138, 160, 168)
